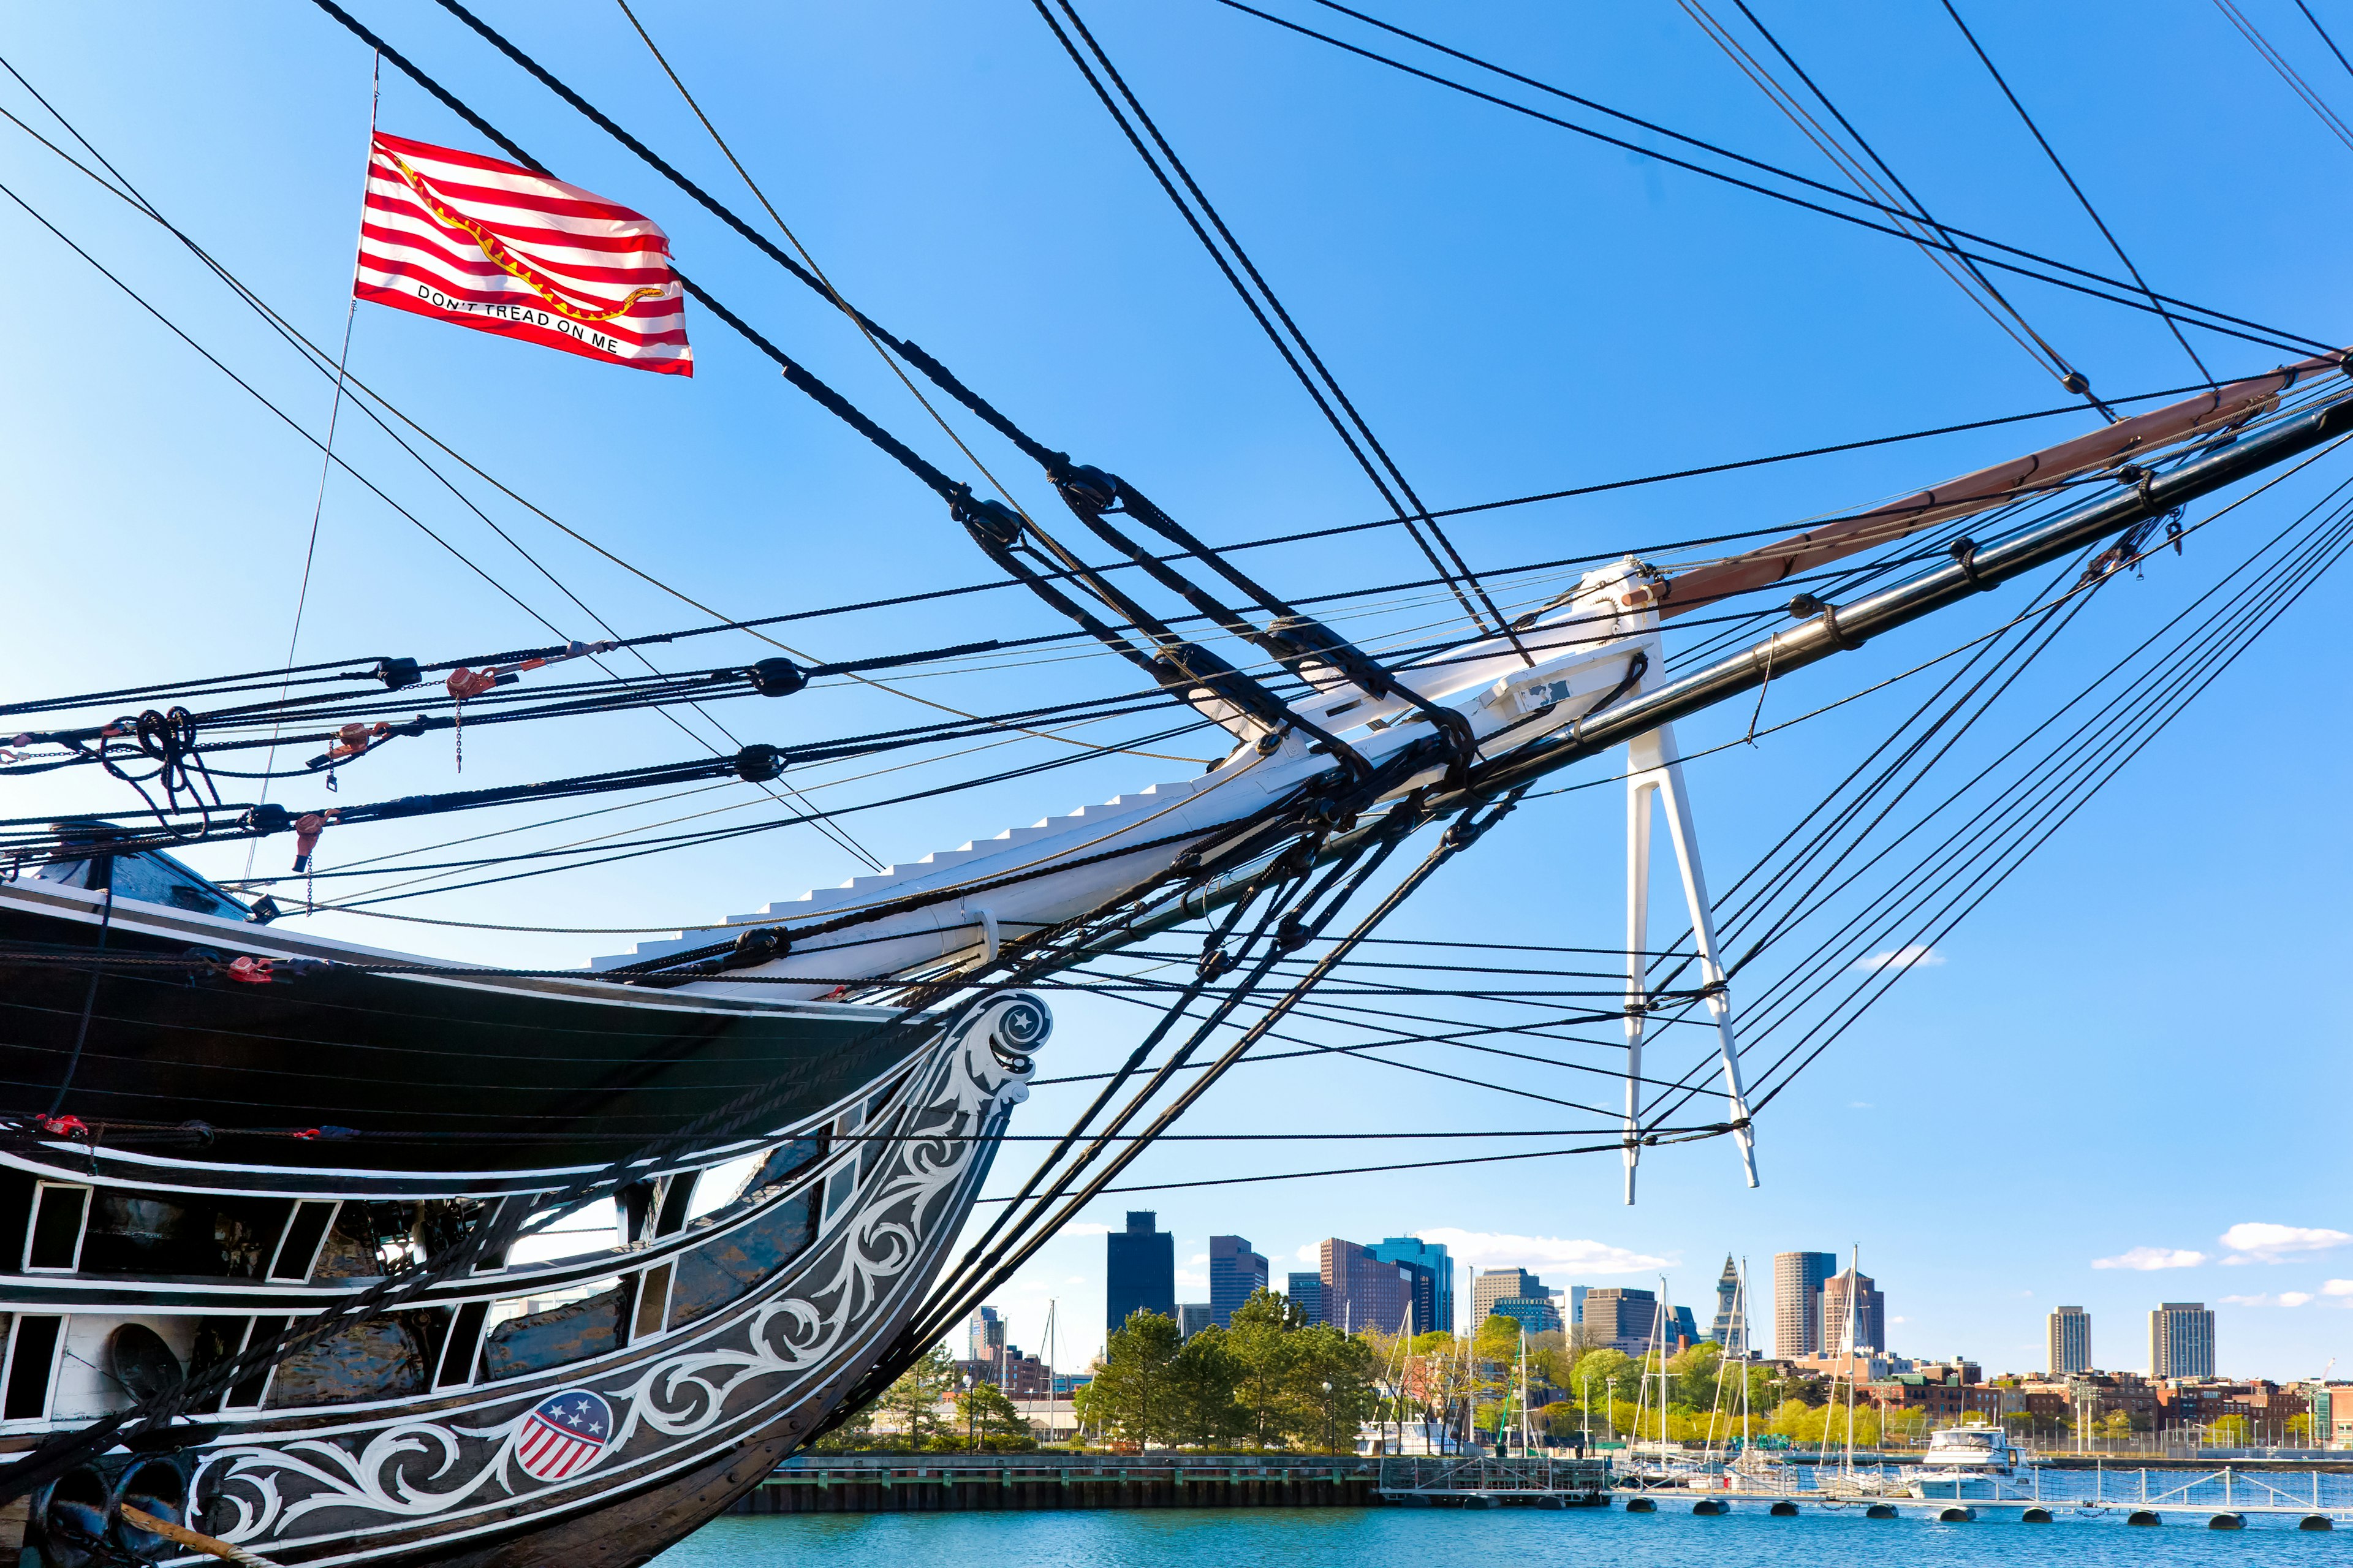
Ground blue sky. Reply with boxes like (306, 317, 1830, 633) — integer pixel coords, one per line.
(3, 1, 2349, 1379)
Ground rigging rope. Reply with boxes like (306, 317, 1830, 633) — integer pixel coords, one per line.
(1224, 0, 2336, 357)
(1938, 0, 2214, 384)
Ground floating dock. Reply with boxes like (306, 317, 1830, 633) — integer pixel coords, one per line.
(1615, 1464, 2352, 1528)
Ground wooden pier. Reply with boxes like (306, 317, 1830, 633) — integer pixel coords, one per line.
(729, 1453, 1379, 1512)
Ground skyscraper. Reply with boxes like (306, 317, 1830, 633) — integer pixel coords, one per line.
(1669, 1304, 1700, 1347)
(1367, 1237, 1456, 1335)
(2048, 1306, 2091, 1375)
(966, 1305, 1006, 1365)
(1177, 1303, 1213, 1339)
(1286, 1270, 1324, 1325)
(1773, 1251, 1838, 1357)
(1105, 1211, 1175, 1336)
(2149, 1302, 2215, 1379)
(1707, 1257, 1745, 1355)
(1579, 1286, 1659, 1355)
(1472, 1267, 1543, 1324)
(1208, 1235, 1268, 1329)
(1390, 1257, 1439, 1336)
(1322, 1238, 1412, 1335)
(1821, 1266, 1886, 1355)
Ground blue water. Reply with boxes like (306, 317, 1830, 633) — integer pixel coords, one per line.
(651, 1504, 2353, 1567)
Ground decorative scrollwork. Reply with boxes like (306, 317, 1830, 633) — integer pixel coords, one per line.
(193, 992, 1047, 1556)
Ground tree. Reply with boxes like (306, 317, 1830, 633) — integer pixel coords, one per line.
(1575, 1347, 1639, 1405)
(1167, 1326, 1247, 1448)
(879, 1344, 956, 1448)
(953, 1379, 1036, 1450)
(1226, 1290, 1303, 1447)
(1289, 1323, 1379, 1451)
(1669, 1341, 1724, 1411)
(1077, 1309, 1183, 1449)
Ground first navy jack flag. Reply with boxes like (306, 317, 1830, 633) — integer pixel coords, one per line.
(355, 132, 692, 375)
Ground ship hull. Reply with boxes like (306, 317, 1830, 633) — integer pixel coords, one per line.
(0, 875, 1047, 1567)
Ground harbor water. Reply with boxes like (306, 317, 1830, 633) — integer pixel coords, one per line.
(653, 1500, 2353, 1568)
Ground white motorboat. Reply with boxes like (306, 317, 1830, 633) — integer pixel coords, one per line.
(1903, 1424, 2031, 1499)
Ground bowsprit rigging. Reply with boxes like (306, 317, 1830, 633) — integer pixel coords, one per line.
(1, 6, 2351, 1568)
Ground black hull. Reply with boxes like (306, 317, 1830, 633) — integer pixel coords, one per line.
(0, 874, 1050, 1568)
(0, 881, 922, 1177)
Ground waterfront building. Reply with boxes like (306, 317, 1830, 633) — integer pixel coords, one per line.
(1177, 1303, 1213, 1339)
(1580, 1285, 1658, 1355)
(1471, 1267, 1542, 1324)
(1367, 1237, 1456, 1334)
(1105, 1211, 1175, 1336)
(1773, 1251, 1838, 1357)
(1707, 1256, 1744, 1354)
(1821, 1265, 1885, 1354)
(1208, 1235, 1268, 1329)
(2048, 1306, 2091, 1376)
(966, 1305, 1006, 1365)
(2149, 1301, 2216, 1379)
(1286, 1270, 1324, 1325)
(1322, 1238, 1413, 1335)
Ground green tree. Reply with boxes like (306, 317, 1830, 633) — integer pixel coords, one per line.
(1668, 1341, 1723, 1411)
(1289, 1322, 1380, 1451)
(1077, 1309, 1183, 1449)
(953, 1379, 1036, 1449)
(1226, 1290, 1303, 1447)
(1167, 1326, 1247, 1448)
(879, 1344, 956, 1448)
(1575, 1347, 1638, 1405)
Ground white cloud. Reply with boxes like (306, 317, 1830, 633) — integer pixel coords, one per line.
(1296, 1243, 1320, 1265)
(1416, 1228, 1673, 1275)
(1852, 944, 1944, 973)
(1175, 1270, 1207, 1289)
(2216, 1222, 2352, 1263)
(1189, 1254, 1209, 1265)
(2284, 1292, 2314, 1307)
(2092, 1246, 2209, 1271)
(1063, 1223, 1110, 1238)
(1891, 1316, 1908, 1325)
(1065, 1276, 1087, 1285)
(2221, 1292, 2313, 1308)
(2324, 1280, 2353, 1297)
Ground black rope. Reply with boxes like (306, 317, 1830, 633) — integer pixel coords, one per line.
(1034, 0, 1523, 652)
(1719, 0, 2114, 415)
(1938, 0, 2215, 384)
(1225, 0, 2336, 357)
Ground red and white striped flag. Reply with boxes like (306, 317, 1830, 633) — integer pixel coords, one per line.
(355, 132, 691, 376)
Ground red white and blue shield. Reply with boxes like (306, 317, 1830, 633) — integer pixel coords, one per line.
(515, 1389, 614, 1481)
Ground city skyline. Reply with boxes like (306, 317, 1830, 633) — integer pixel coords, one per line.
(1039, 1216, 2322, 1384)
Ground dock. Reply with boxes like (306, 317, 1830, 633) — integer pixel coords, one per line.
(1615, 1464, 2352, 1528)
(730, 1453, 1379, 1512)
(1376, 1456, 1613, 1507)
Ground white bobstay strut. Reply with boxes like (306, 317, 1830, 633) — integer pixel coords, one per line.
(1621, 708, 1759, 1204)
